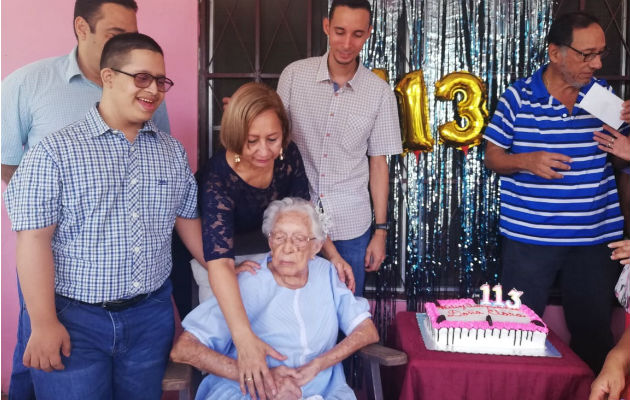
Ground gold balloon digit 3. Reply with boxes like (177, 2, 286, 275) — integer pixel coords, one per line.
(434, 71, 489, 150)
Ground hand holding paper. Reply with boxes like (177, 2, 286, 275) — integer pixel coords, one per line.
(593, 125, 630, 162)
(622, 100, 630, 124)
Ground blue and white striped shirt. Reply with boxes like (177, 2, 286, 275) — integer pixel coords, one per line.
(484, 65, 626, 246)
(4, 106, 198, 303)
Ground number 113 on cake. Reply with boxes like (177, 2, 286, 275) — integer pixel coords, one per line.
(480, 284, 522, 309)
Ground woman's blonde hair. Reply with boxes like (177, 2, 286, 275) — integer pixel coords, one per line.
(220, 82, 290, 153)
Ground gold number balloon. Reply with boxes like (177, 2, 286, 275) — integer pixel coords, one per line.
(434, 71, 488, 149)
(394, 70, 433, 152)
(371, 68, 389, 82)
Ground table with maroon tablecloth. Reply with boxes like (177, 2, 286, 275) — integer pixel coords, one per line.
(387, 311, 594, 400)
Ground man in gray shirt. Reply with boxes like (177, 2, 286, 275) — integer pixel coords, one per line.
(277, 0, 402, 295)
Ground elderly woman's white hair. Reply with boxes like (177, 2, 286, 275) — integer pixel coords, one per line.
(262, 197, 330, 242)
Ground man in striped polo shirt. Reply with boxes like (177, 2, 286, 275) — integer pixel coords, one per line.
(484, 12, 630, 374)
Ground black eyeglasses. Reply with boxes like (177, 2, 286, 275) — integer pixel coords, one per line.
(110, 68, 174, 92)
(563, 44, 609, 62)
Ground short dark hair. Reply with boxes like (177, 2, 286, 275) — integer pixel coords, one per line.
(73, 0, 138, 38)
(100, 32, 163, 70)
(328, 0, 373, 23)
(546, 12, 601, 46)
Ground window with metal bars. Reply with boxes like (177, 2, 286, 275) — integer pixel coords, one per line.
(198, 0, 329, 165)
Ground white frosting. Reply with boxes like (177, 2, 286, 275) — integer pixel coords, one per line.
(427, 320, 547, 351)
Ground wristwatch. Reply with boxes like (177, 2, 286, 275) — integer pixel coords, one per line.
(374, 222, 390, 231)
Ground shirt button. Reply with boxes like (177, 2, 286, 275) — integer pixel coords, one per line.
(130, 178, 138, 185)
(330, 112, 334, 117)
(321, 173, 325, 177)
(133, 246, 141, 253)
(132, 282, 140, 288)
(131, 212, 139, 220)
(325, 133, 331, 137)
(130, 146, 136, 152)
(562, 113, 567, 117)
(320, 194, 325, 198)
(323, 154, 327, 158)
(334, 93, 338, 97)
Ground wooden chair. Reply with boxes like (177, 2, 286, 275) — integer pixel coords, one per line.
(162, 298, 193, 400)
(358, 343, 408, 400)
(162, 361, 192, 400)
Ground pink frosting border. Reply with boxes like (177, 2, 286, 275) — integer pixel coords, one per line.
(426, 299, 548, 333)
(437, 299, 476, 307)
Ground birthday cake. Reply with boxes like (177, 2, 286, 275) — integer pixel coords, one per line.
(424, 298, 548, 352)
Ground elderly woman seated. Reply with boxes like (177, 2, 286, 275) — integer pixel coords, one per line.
(171, 197, 379, 400)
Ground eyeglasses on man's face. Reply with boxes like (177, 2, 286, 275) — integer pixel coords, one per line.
(268, 231, 316, 250)
(110, 68, 174, 92)
(563, 44, 609, 62)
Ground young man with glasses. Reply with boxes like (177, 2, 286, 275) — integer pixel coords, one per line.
(4, 33, 203, 400)
(2, 3, 172, 399)
(484, 12, 630, 374)
(1, 0, 170, 186)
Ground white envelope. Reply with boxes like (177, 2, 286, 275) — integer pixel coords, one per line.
(578, 83, 624, 130)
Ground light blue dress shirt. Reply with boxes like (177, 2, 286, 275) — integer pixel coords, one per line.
(182, 255, 371, 400)
(4, 106, 196, 303)
(1, 47, 170, 166)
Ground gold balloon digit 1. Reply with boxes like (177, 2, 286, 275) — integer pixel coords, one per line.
(434, 71, 489, 150)
(371, 68, 389, 83)
(394, 70, 433, 152)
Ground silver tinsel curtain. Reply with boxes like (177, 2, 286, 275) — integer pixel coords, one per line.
(357, 0, 554, 340)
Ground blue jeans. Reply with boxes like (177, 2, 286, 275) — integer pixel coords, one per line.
(22, 280, 174, 400)
(334, 228, 371, 296)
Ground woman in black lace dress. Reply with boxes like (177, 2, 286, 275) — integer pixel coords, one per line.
(194, 82, 354, 398)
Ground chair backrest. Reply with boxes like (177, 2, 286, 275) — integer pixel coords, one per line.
(359, 343, 408, 400)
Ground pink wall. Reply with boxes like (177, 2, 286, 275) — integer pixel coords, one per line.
(1, 0, 199, 392)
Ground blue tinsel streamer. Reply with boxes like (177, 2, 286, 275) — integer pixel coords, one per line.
(360, 0, 553, 339)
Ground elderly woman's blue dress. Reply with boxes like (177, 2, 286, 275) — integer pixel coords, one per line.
(182, 255, 371, 400)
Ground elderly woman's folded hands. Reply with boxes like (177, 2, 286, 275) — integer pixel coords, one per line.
(266, 366, 303, 400)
